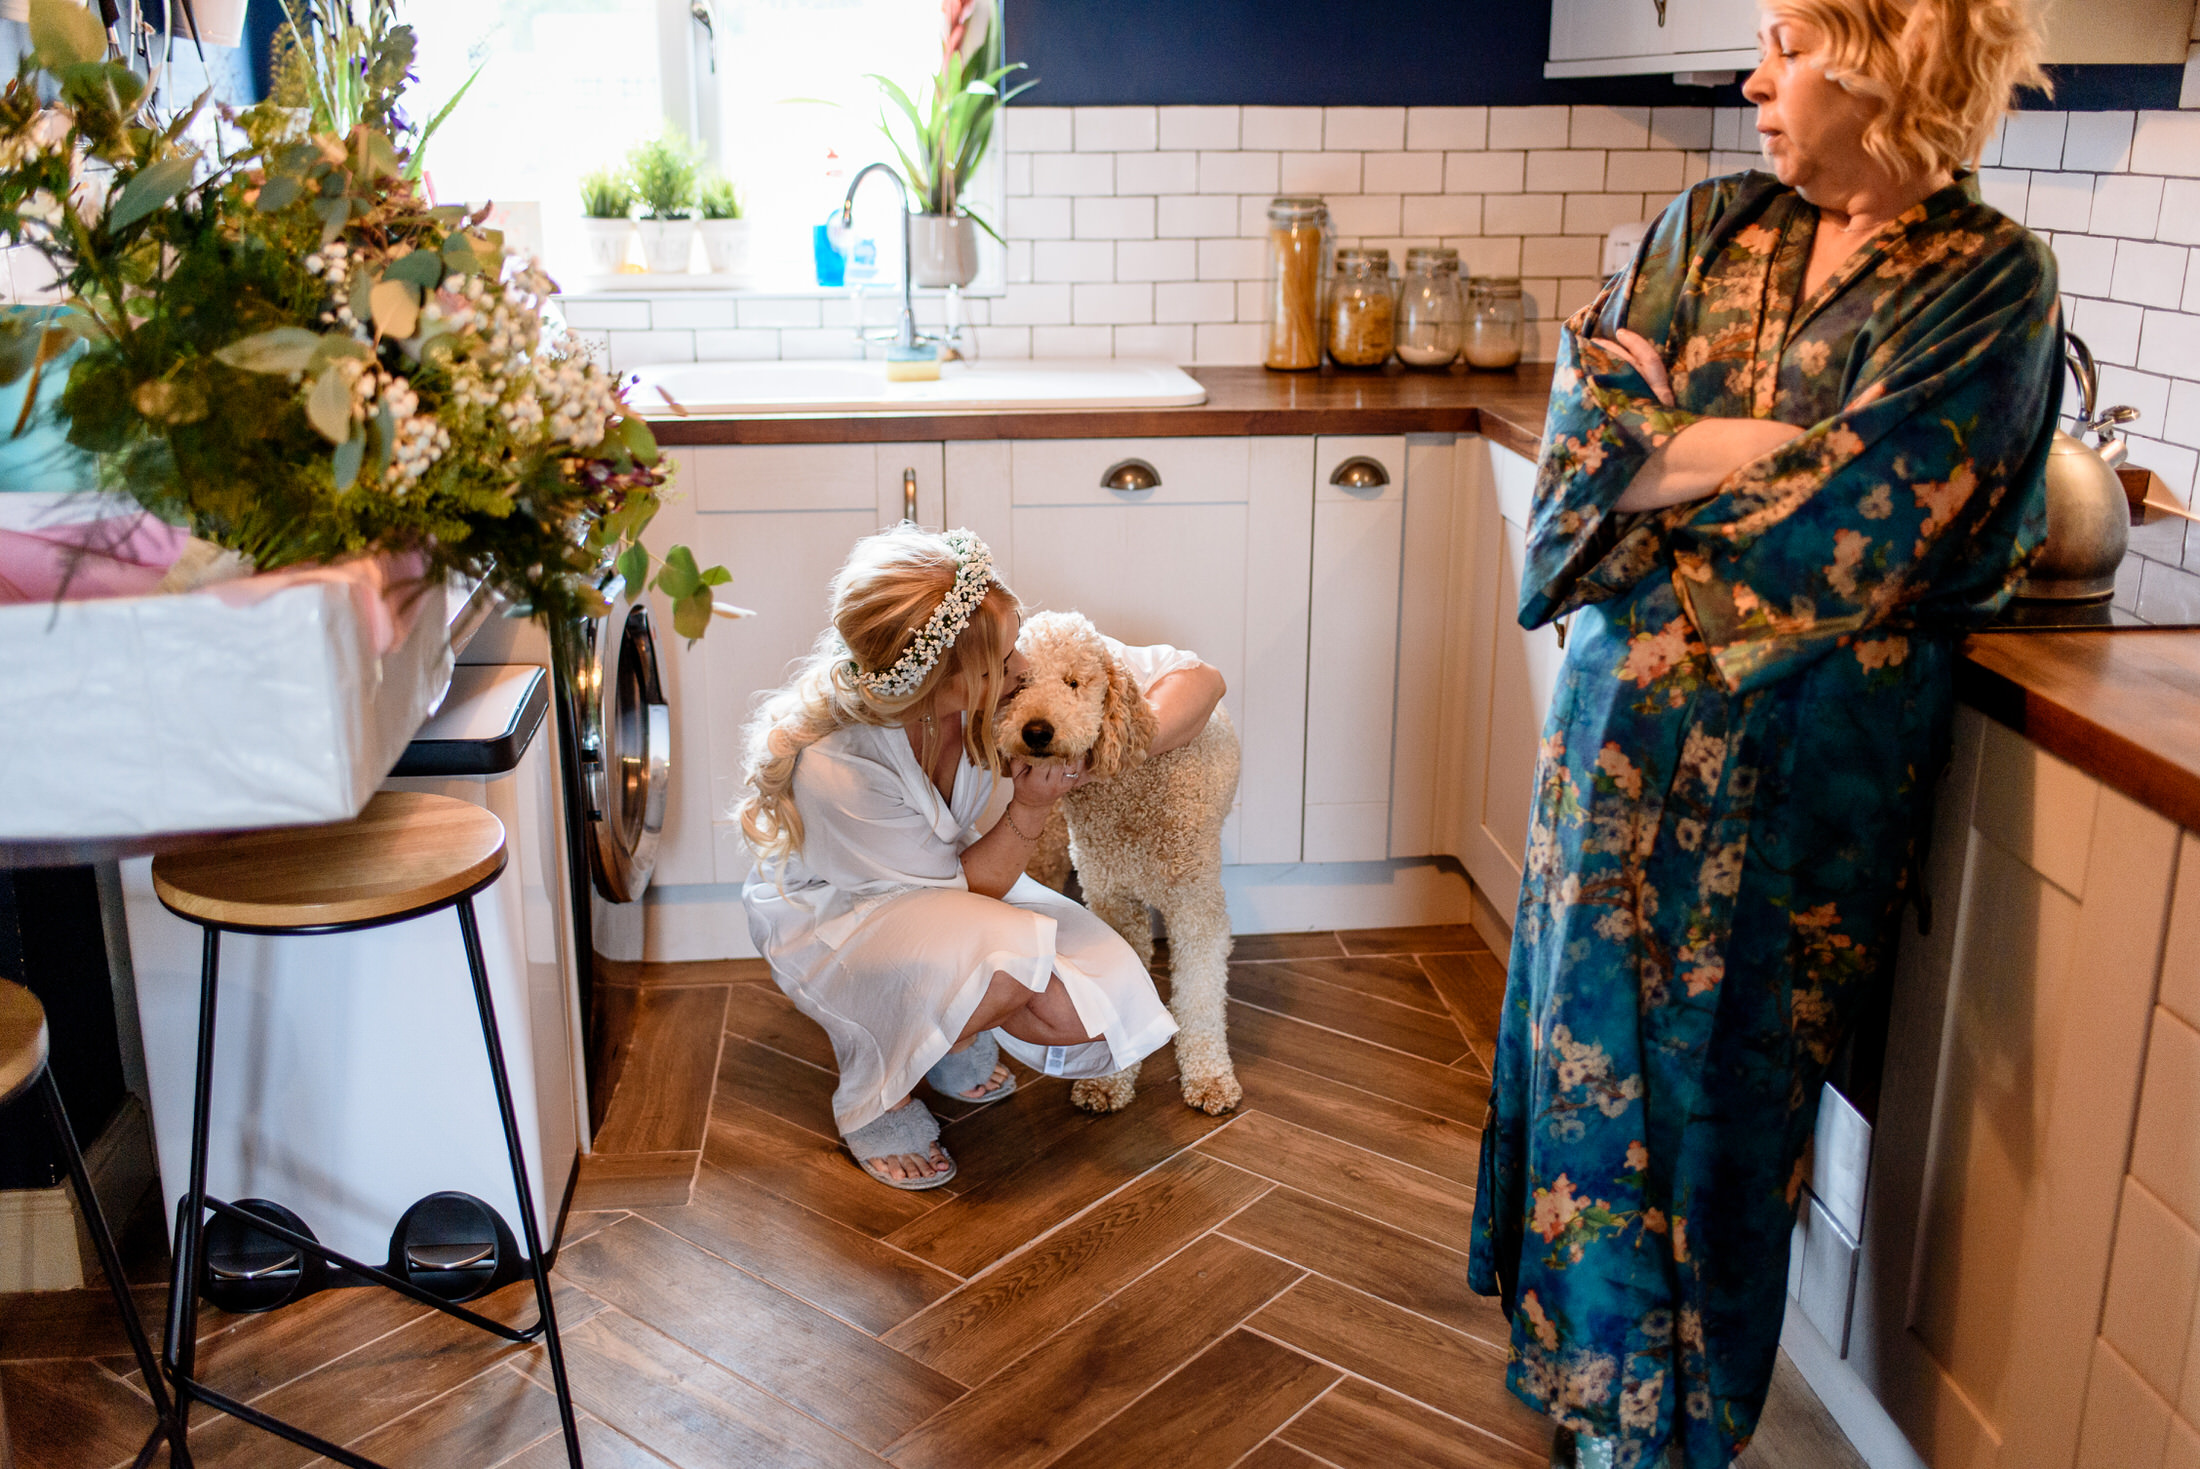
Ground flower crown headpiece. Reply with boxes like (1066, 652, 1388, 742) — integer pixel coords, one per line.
(850, 528, 997, 699)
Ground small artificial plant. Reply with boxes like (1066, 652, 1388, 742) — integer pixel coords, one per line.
(0, 0, 737, 638)
(697, 174, 740, 221)
(580, 166, 635, 219)
(869, 0, 1033, 235)
(626, 132, 699, 221)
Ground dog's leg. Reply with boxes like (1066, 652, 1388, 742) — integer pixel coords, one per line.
(1156, 882, 1242, 1115)
(1070, 1059, 1140, 1114)
(1085, 881, 1155, 969)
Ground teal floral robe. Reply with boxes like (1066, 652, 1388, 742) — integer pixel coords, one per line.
(1466, 171, 2060, 1467)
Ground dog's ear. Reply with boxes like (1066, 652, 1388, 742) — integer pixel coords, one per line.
(1089, 651, 1160, 779)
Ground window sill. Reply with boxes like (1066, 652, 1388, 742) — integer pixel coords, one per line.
(556, 277, 1006, 299)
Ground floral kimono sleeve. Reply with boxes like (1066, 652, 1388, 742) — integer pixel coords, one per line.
(1519, 186, 1730, 629)
(1667, 239, 2059, 694)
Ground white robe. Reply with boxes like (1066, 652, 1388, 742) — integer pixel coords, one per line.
(743, 643, 1197, 1135)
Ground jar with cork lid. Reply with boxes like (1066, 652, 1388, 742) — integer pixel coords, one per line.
(1327, 247, 1395, 368)
(1464, 277, 1525, 370)
(1261, 197, 1332, 371)
(1396, 246, 1464, 368)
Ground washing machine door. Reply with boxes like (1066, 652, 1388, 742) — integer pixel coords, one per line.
(578, 582, 670, 903)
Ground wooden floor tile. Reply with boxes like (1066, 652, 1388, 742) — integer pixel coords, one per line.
(1421, 950, 1510, 1067)
(1253, 953, 1452, 1014)
(705, 1096, 948, 1238)
(1227, 1003, 1489, 1125)
(547, 1308, 886, 1469)
(340, 1362, 563, 1467)
(494, 1413, 678, 1468)
(1248, 1274, 1550, 1449)
(0, 1283, 166, 1364)
(1221, 1188, 1506, 1344)
(1737, 1353, 1870, 1469)
(1238, 1441, 1328, 1469)
(117, 1280, 430, 1400)
(882, 1068, 1232, 1278)
(1197, 1110, 1474, 1247)
(1282, 1377, 1543, 1469)
(591, 986, 731, 1155)
(1336, 924, 1487, 956)
(1229, 964, 1471, 1064)
(1046, 1328, 1339, 1469)
(600, 956, 771, 988)
(557, 1217, 962, 1451)
(882, 1151, 1270, 1384)
(882, 1235, 1302, 1469)
(932, 1075, 1107, 1192)
(713, 1035, 843, 1141)
(569, 1152, 698, 1211)
(723, 982, 840, 1072)
(1226, 932, 1347, 962)
(0, 1360, 156, 1469)
(642, 1162, 959, 1334)
(1232, 1054, 1482, 1186)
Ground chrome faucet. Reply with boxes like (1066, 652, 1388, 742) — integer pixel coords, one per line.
(842, 162, 920, 353)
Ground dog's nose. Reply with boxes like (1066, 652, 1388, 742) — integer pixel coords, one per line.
(1022, 720, 1053, 752)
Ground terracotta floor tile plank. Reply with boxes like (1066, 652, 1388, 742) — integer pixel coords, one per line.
(641, 1162, 959, 1335)
(0, 1360, 157, 1469)
(722, 983, 840, 1071)
(1283, 1377, 1544, 1469)
(591, 986, 732, 1155)
(493, 1413, 678, 1468)
(556, 1217, 962, 1450)
(1226, 933, 1347, 962)
(1420, 951, 1510, 1068)
(1196, 1110, 1475, 1247)
(340, 1362, 563, 1467)
(881, 1235, 1302, 1469)
(713, 1035, 843, 1141)
(1248, 1274, 1549, 1449)
(1046, 1328, 1340, 1469)
(1229, 965, 1471, 1064)
(1220, 1189, 1505, 1343)
(569, 1152, 699, 1212)
(882, 1070, 1232, 1278)
(1256, 953, 1452, 1014)
(1227, 1004, 1489, 1126)
(881, 1151, 1271, 1383)
(1231, 1057, 1482, 1186)
(547, 1308, 887, 1469)
(705, 1096, 949, 1237)
(1336, 924, 1488, 957)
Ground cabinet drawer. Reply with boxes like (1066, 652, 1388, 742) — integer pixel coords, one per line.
(691, 444, 880, 513)
(1009, 437, 1250, 506)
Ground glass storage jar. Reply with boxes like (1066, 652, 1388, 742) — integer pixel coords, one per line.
(1262, 197, 1332, 371)
(1464, 277, 1525, 370)
(1396, 246, 1464, 368)
(1327, 247, 1395, 368)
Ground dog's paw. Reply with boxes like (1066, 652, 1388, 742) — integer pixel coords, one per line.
(1180, 1069, 1243, 1116)
(1071, 1074, 1138, 1113)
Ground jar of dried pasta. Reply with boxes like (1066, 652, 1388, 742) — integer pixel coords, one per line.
(1327, 247, 1395, 368)
(1262, 197, 1331, 371)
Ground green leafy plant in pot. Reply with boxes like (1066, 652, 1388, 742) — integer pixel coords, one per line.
(627, 131, 699, 274)
(579, 165, 636, 274)
(0, 0, 740, 641)
(870, 0, 1034, 287)
(696, 173, 750, 280)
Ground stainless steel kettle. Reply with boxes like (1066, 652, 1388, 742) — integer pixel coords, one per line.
(2014, 333, 2132, 602)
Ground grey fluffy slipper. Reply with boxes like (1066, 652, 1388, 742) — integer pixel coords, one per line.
(843, 1100, 956, 1190)
(926, 1029, 1017, 1105)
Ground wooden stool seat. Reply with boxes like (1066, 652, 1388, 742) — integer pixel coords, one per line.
(0, 979, 48, 1110)
(151, 792, 507, 931)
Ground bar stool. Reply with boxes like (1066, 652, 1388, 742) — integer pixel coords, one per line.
(148, 792, 583, 1469)
(0, 978, 187, 1469)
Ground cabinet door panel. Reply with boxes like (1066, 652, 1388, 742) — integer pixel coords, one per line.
(1671, 0, 1758, 54)
(1010, 504, 1248, 690)
(1009, 437, 1251, 506)
(689, 444, 879, 513)
(1305, 436, 1407, 862)
(1549, 0, 1672, 62)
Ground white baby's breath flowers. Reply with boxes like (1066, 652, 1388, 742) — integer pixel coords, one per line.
(849, 529, 997, 698)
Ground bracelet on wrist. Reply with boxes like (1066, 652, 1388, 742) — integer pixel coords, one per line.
(1002, 802, 1047, 842)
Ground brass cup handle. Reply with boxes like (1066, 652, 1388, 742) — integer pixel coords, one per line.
(1329, 455, 1390, 490)
(903, 467, 918, 523)
(1101, 458, 1161, 493)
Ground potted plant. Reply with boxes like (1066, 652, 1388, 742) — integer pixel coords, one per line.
(579, 166, 636, 274)
(870, 0, 1034, 287)
(697, 173, 748, 280)
(627, 132, 698, 274)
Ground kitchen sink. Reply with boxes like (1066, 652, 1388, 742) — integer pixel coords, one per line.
(626, 357, 1207, 416)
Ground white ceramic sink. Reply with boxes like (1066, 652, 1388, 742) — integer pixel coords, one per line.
(628, 357, 1207, 416)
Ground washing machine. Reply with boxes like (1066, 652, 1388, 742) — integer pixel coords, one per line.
(122, 664, 588, 1292)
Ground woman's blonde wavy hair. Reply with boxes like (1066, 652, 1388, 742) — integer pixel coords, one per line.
(1771, 0, 2048, 180)
(739, 524, 1022, 867)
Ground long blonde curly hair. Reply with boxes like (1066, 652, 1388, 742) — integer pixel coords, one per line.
(1770, 0, 2047, 180)
(739, 525, 1022, 867)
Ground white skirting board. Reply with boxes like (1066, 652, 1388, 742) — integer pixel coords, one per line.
(636, 857, 1485, 963)
(0, 1094, 156, 1293)
(1780, 1303, 1930, 1469)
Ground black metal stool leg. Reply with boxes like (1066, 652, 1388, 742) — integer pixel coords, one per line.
(455, 898, 584, 1469)
(34, 1066, 189, 1468)
(162, 924, 223, 1447)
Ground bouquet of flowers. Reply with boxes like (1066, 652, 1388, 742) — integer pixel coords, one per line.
(0, 0, 735, 638)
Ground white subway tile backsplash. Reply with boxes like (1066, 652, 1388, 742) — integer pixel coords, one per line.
(561, 299, 653, 330)
(693, 328, 780, 359)
(1033, 240, 1116, 283)
(1487, 194, 1567, 235)
(2184, 250, 2200, 312)
(1114, 323, 1196, 359)
(1198, 237, 1267, 280)
(1527, 150, 1606, 193)
(1329, 195, 1404, 237)
(1009, 108, 1073, 153)
(2078, 296, 2148, 365)
(1325, 107, 1406, 151)
(1156, 280, 1237, 324)
(2167, 377, 2200, 452)
(1365, 151, 1446, 194)
(1402, 194, 1483, 236)
(1565, 193, 1651, 237)
(1448, 151, 1528, 194)
(1199, 151, 1281, 195)
(2142, 308, 2200, 377)
(1281, 152, 1364, 194)
(2001, 112, 2069, 169)
(2163, 179, 2200, 246)
(1072, 282, 1154, 324)
(2065, 111, 2138, 172)
(2030, 172, 2097, 232)
(1526, 235, 1607, 277)
(1032, 324, 1115, 356)
(1157, 106, 1239, 151)
(649, 297, 739, 330)
(1158, 194, 1242, 239)
(2137, 111, 2200, 177)
(780, 328, 863, 359)
(2142, 557, 2200, 623)
(736, 297, 821, 329)
(1235, 279, 1268, 320)
(1115, 151, 1200, 196)
(1607, 150, 1687, 194)
(1006, 195, 1074, 240)
(1194, 321, 1263, 362)
(1032, 152, 1114, 197)
(2053, 231, 2120, 296)
(1457, 236, 1526, 276)
(1074, 106, 1157, 152)
(992, 282, 1074, 325)
(1007, 238, 1033, 283)
(1074, 196, 1157, 239)
(1648, 107, 1714, 151)
(2102, 364, 2175, 427)
(1571, 105, 1651, 149)
(1978, 168, 2030, 220)
(1407, 107, 1488, 151)
(1005, 152, 1032, 196)
(1115, 239, 1199, 282)
(1711, 107, 1745, 151)
(1240, 107, 1322, 151)
(1490, 105, 1570, 150)
(2097, 174, 2168, 238)
(2116, 240, 2191, 308)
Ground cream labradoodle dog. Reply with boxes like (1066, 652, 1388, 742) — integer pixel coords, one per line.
(999, 610, 1243, 1115)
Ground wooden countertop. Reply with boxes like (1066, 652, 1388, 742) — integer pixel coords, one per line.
(647, 362, 1554, 461)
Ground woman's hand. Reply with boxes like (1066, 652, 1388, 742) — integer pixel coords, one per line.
(1009, 757, 1086, 810)
(1593, 328, 1677, 407)
(1616, 418, 1807, 512)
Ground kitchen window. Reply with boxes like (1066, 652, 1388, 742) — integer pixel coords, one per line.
(401, 0, 1005, 293)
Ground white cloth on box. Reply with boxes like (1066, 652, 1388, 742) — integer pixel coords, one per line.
(742, 640, 1203, 1135)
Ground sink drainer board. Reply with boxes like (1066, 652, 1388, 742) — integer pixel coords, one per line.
(629, 358, 1207, 416)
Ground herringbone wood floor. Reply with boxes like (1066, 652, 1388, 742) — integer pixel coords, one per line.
(0, 925, 1865, 1468)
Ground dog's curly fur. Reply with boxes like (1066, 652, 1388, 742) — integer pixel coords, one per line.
(999, 611, 1243, 1115)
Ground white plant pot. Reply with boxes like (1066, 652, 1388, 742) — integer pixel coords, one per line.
(908, 213, 980, 289)
(582, 218, 635, 275)
(699, 218, 751, 280)
(636, 218, 696, 274)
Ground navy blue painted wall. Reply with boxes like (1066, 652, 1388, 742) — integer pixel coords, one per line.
(1006, 0, 2182, 111)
